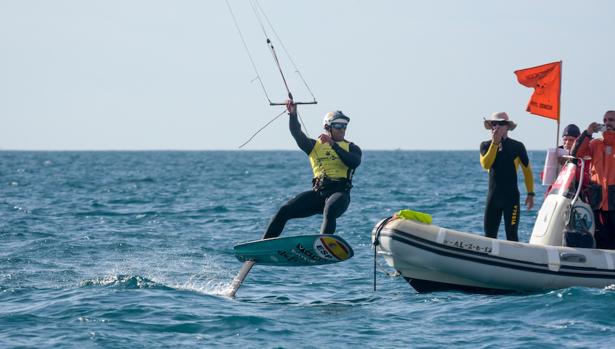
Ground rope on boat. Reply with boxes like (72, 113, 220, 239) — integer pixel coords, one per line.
(373, 216, 396, 291)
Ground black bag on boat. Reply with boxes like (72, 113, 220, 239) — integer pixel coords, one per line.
(563, 229, 595, 249)
(582, 182, 602, 210)
(562, 205, 596, 248)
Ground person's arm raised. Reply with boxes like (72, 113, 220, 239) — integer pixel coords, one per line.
(287, 100, 315, 154)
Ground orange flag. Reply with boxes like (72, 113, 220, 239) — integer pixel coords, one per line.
(514, 61, 561, 120)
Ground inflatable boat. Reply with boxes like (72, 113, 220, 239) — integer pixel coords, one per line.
(372, 161, 615, 293)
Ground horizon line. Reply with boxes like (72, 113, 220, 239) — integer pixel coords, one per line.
(0, 148, 549, 152)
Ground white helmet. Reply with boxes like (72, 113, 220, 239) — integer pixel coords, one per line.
(323, 111, 350, 127)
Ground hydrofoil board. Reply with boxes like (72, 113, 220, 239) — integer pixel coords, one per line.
(234, 234, 354, 266)
(227, 235, 353, 297)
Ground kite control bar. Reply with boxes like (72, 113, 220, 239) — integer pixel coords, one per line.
(269, 101, 317, 106)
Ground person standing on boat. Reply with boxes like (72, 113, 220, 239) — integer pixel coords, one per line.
(261, 100, 362, 239)
(543, 124, 590, 196)
(559, 124, 581, 161)
(559, 124, 591, 185)
(480, 112, 535, 242)
(573, 110, 615, 249)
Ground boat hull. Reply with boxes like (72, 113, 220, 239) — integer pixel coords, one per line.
(373, 218, 615, 292)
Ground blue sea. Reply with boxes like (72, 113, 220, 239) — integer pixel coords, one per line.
(1, 151, 614, 348)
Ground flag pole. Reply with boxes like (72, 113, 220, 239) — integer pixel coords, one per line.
(556, 120, 560, 149)
(555, 121, 559, 150)
(555, 60, 563, 149)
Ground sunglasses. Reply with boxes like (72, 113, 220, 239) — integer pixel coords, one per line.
(330, 123, 347, 129)
(491, 121, 509, 127)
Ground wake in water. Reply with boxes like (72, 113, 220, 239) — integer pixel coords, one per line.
(75, 251, 239, 297)
(173, 255, 239, 297)
(80, 274, 171, 290)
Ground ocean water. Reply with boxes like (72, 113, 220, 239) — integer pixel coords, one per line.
(1, 150, 614, 348)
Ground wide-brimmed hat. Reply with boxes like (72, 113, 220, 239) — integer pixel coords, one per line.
(483, 112, 517, 131)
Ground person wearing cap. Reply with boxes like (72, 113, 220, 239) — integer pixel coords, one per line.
(560, 124, 581, 157)
(261, 100, 362, 239)
(543, 123, 589, 194)
(480, 112, 535, 242)
(542, 124, 588, 195)
(572, 110, 615, 249)
(559, 123, 591, 186)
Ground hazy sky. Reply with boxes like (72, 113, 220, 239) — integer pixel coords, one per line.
(1, 0, 613, 150)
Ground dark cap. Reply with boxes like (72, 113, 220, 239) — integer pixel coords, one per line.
(562, 124, 580, 137)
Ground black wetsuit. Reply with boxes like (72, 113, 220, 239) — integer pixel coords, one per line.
(480, 137, 533, 241)
(262, 114, 362, 239)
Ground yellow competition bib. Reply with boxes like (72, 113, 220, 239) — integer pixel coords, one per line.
(309, 140, 351, 179)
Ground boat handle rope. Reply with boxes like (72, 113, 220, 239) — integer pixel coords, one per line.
(563, 156, 586, 229)
(570, 156, 585, 207)
(373, 216, 395, 292)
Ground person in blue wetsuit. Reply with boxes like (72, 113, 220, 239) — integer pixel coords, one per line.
(261, 100, 362, 239)
(480, 112, 535, 242)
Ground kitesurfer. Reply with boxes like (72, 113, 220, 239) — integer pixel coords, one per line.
(480, 112, 535, 242)
(261, 101, 362, 239)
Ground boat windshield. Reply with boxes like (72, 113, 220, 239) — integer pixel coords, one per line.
(550, 162, 578, 198)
